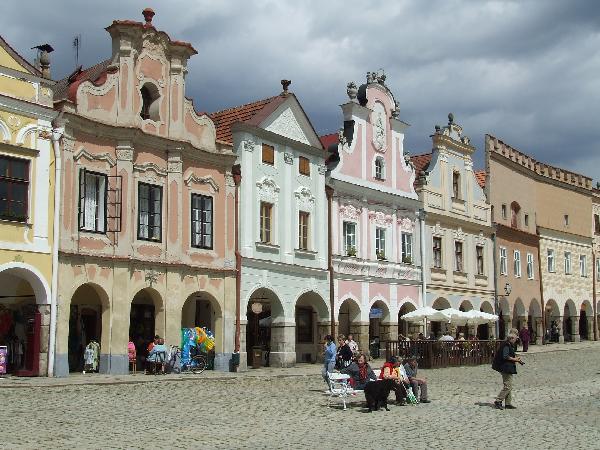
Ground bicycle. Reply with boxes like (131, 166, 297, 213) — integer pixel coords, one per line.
(167, 346, 207, 374)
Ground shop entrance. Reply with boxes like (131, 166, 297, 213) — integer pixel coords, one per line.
(246, 288, 283, 367)
(294, 291, 329, 363)
(69, 284, 106, 373)
(129, 288, 163, 367)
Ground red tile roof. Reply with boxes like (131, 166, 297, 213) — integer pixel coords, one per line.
(410, 153, 432, 174)
(319, 133, 338, 150)
(474, 170, 486, 188)
(54, 60, 112, 103)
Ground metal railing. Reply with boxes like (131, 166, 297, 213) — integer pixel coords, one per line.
(384, 340, 501, 369)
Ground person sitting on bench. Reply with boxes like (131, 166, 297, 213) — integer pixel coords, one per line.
(340, 353, 376, 390)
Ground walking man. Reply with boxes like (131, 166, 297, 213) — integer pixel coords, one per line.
(519, 325, 530, 352)
(492, 329, 524, 410)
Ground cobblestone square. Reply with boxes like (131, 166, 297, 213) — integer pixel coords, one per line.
(1, 345, 598, 449)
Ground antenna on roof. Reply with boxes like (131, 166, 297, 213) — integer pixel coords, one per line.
(73, 34, 82, 68)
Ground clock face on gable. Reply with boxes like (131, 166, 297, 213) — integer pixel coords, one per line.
(372, 101, 387, 153)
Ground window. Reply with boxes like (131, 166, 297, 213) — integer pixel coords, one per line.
(79, 170, 107, 232)
(140, 83, 160, 121)
(296, 307, 313, 343)
(476, 245, 484, 275)
(596, 258, 600, 280)
(343, 222, 357, 256)
(402, 233, 413, 263)
(524, 214, 529, 227)
(298, 211, 309, 250)
(527, 253, 534, 279)
(191, 194, 213, 249)
(499, 247, 507, 275)
(432, 237, 442, 268)
(564, 214, 569, 226)
(454, 241, 463, 272)
(501, 204, 507, 219)
(511, 202, 520, 228)
(564, 251, 571, 274)
(262, 144, 274, 165)
(514, 250, 521, 278)
(452, 172, 460, 199)
(138, 183, 162, 241)
(579, 255, 587, 277)
(374, 157, 385, 180)
(260, 202, 273, 243)
(375, 227, 386, 259)
(594, 214, 600, 234)
(298, 156, 310, 176)
(0, 156, 29, 222)
(547, 249, 555, 272)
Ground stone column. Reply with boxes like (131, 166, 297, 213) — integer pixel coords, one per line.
(571, 315, 580, 342)
(557, 317, 564, 343)
(316, 321, 331, 362)
(238, 319, 248, 371)
(107, 264, 130, 375)
(269, 322, 296, 367)
(587, 317, 594, 341)
(502, 315, 512, 338)
(535, 318, 543, 345)
(350, 322, 370, 358)
(38, 304, 51, 376)
(380, 321, 398, 343)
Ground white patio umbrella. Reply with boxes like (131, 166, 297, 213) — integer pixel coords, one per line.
(439, 308, 471, 325)
(400, 306, 451, 322)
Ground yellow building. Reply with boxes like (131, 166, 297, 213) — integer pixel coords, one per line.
(0, 36, 59, 376)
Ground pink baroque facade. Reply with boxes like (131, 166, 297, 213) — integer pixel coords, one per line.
(52, 10, 236, 376)
(325, 72, 423, 355)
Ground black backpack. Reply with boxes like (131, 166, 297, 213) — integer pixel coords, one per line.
(491, 342, 506, 372)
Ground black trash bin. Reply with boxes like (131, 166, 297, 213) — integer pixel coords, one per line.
(251, 346, 262, 369)
(230, 352, 240, 372)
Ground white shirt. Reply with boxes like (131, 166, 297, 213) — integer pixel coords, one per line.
(439, 335, 454, 341)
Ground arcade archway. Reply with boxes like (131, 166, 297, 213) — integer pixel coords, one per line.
(295, 291, 329, 363)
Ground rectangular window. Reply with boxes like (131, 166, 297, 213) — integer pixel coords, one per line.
(595, 214, 600, 234)
(262, 143, 274, 165)
(564, 214, 569, 226)
(402, 233, 413, 263)
(501, 204, 507, 219)
(452, 172, 460, 199)
(514, 250, 521, 278)
(476, 245, 484, 275)
(580, 254, 586, 277)
(524, 214, 529, 227)
(298, 156, 310, 176)
(298, 211, 309, 250)
(79, 170, 107, 232)
(138, 183, 162, 241)
(296, 307, 313, 343)
(375, 227, 386, 259)
(260, 202, 273, 243)
(343, 222, 357, 256)
(0, 156, 29, 222)
(499, 247, 507, 275)
(547, 249, 555, 272)
(564, 251, 571, 274)
(454, 241, 463, 272)
(432, 237, 442, 268)
(191, 194, 213, 249)
(527, 253, 534, 279)
(375, 158, 384, 180)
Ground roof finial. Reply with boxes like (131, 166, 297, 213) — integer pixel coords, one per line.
(281, 79, 291, 96)
(448, 112, 454, 124)
(142, 8, 155, 26)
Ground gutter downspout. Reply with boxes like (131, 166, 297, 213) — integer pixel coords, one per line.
(233, 165, 242, 353)
(49, 117, 64, 377)
(491, 226, 500, 339)
(326, 186, 335, 337)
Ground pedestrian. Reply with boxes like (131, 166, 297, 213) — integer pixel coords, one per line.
(492, 329, 524, 410)
(336, 335, 352, 369)
(322, 335, 336, 384)
(346, 334, 359, 356)
(519, 325, 530, 352)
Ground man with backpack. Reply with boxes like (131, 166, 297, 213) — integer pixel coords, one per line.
(492, 329, 524, 410)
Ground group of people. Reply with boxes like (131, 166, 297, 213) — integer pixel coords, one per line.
(321, 334, 430, 406)
(128, 335, 168, 374)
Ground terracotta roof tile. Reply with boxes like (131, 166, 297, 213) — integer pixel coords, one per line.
(54, 59, 112, 103)
(209, 95, 286, 144)
(319, 133, 338, 150)
(474, 170, 486, 189)
(410, 153, 432, 174)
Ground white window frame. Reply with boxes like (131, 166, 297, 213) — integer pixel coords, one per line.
(499, 247, 507, 275)
(454, 240, 464, 272)
(564, 251, 571, 275)
(514, 250, 521, 278)
(79, 170, 107, 233)
(432, 236, 442, 268)
(373, 156, 385, 180)
(401, 233, 413, 263)
(476, 245, 484, 276)
(579, 254, 586, 277)
(375, 227, 386, 259)
(527, 253, 534, 280)
(343, 221, 357, 256)
(547, 249, 555, 273)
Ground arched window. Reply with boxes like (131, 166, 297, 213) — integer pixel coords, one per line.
(140, 83, 160, 121)
(510, 201, 521, 229)
(374, 157, 385, 180)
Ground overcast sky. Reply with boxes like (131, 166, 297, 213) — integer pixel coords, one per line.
(2, 0, 599, 180)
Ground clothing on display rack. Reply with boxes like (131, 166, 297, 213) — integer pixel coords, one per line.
(83, 340, 100, 373)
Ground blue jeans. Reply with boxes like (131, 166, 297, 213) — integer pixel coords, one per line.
(322, 360, 335, 383)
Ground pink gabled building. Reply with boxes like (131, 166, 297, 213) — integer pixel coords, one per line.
(52, 9, 237, 375)
(325, 72, 423, 355)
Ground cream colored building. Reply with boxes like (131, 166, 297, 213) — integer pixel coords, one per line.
(0, 37, 59, 375)
(412, 115, 494, 338)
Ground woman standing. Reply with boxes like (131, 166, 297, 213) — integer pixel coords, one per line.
(322, 335, 336, 383)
